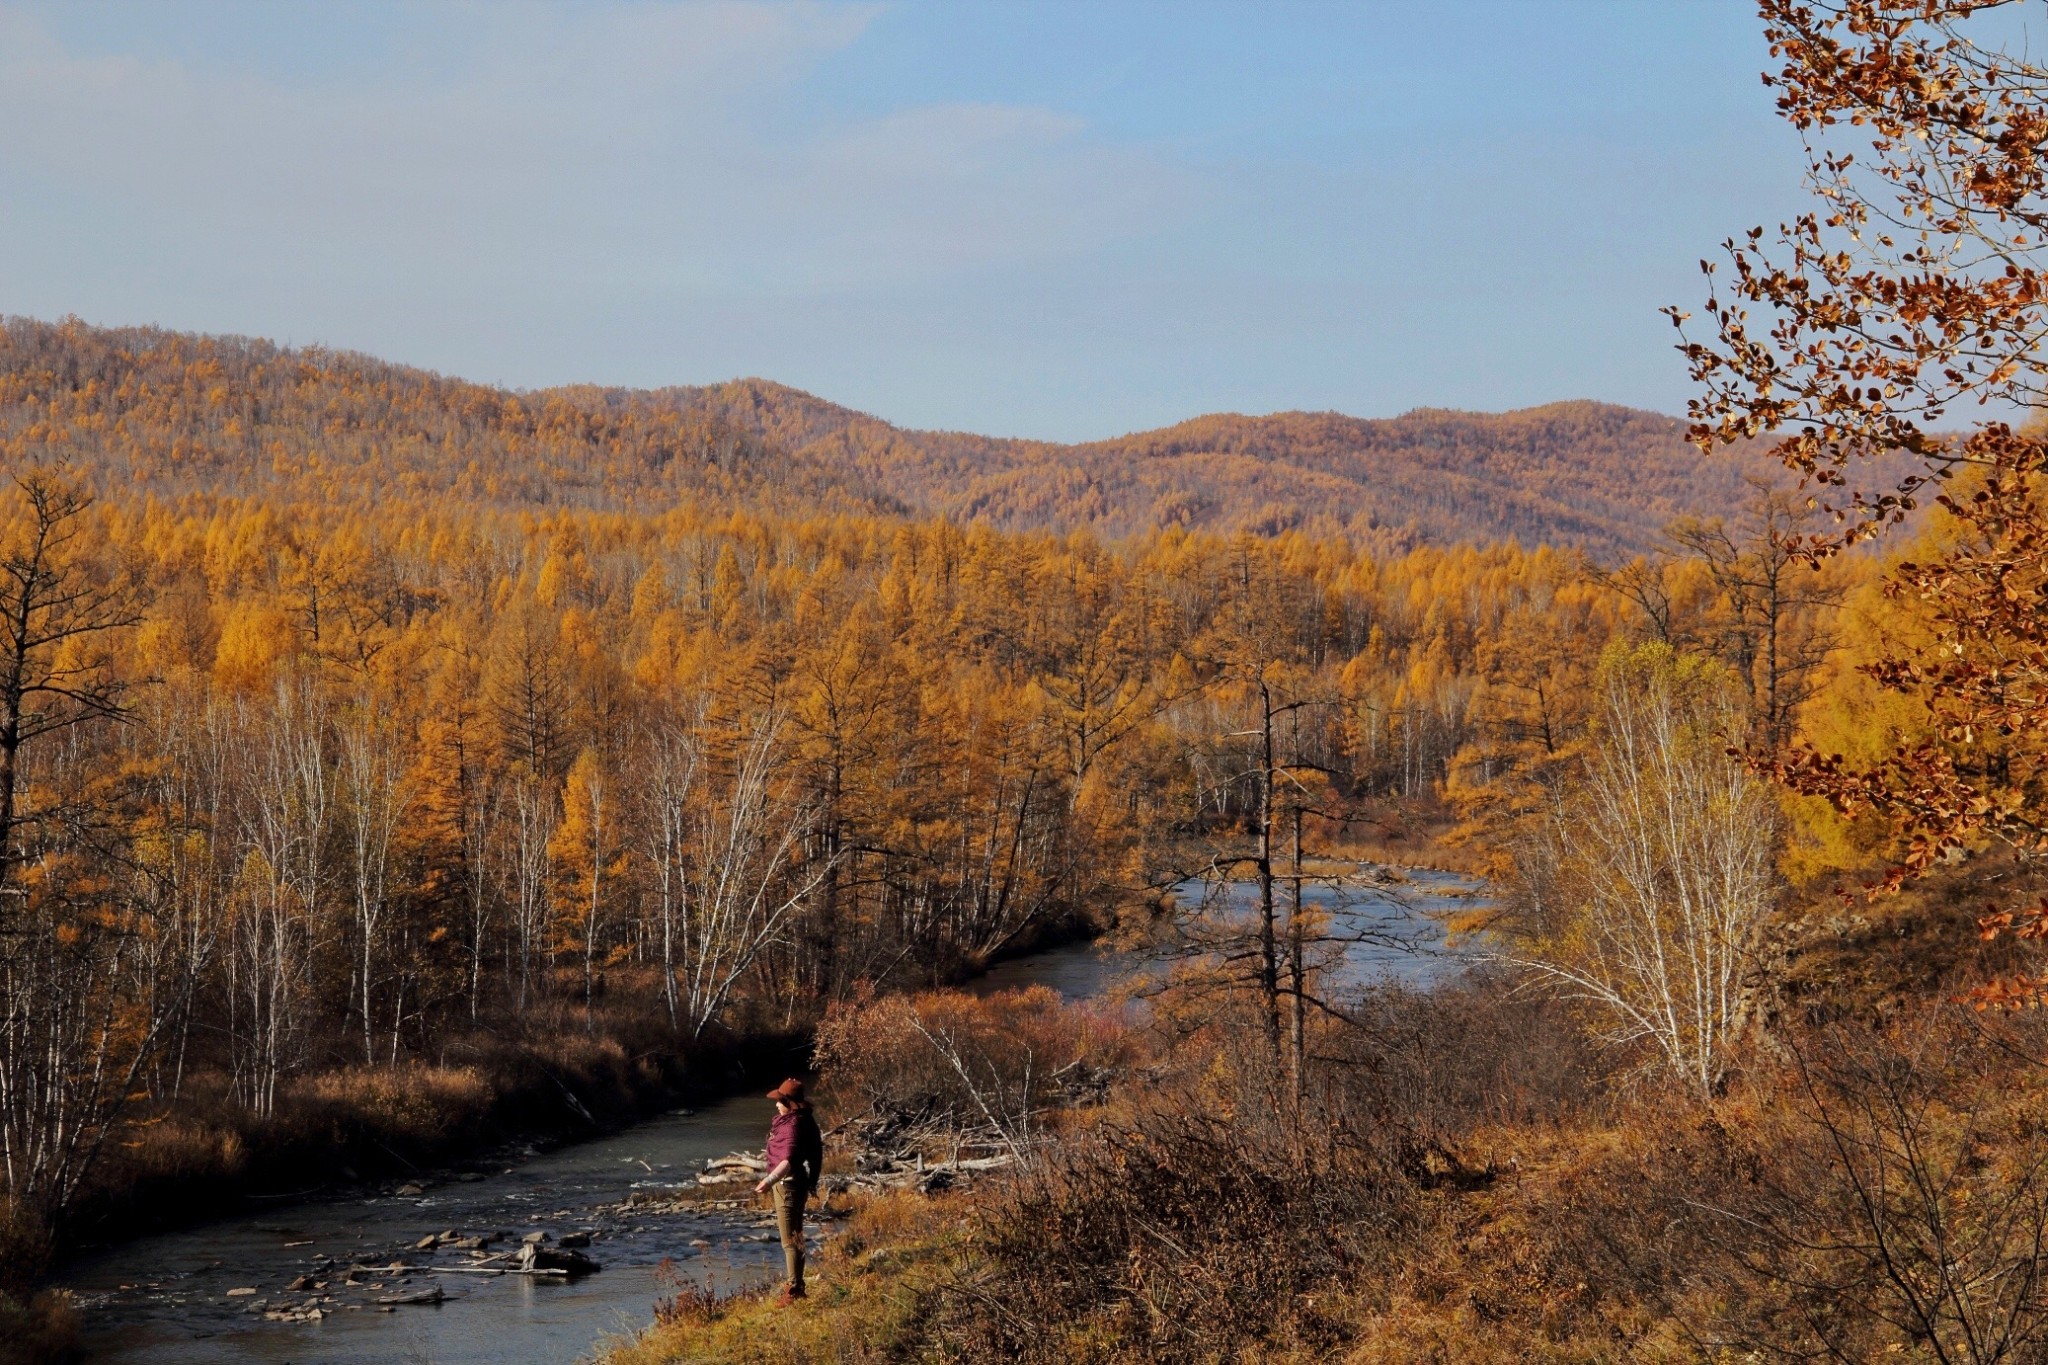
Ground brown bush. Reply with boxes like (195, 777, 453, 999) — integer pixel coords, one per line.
(928, 1101, 1416, 1363)
(0, 1288, 81, 1365)
(1560, 1008, 2048, 1363)
(1323, 973, 1603, 1151)
(812, 985, 1130, 1138)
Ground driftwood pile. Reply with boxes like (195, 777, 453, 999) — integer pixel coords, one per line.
(607, 1110, 1025, 1219)
(829, 1108, 1023, 1193)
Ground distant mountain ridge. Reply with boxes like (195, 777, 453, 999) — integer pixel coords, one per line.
(0, 318, 1775, 557)
(660, 378, 1773, 557)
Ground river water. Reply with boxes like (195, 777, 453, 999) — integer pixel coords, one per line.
(972, 866, 1484, 1001)
(61, 867, 1481, 1365)
(64, 1098, 790, 1365)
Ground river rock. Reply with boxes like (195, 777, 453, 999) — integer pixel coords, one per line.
(520, 1230, 549, 1245)
(396, 1183, 425, 1197)
(558, 1232, 591, 1249)
(377, 1285, 444, 1306)
(286, 1275, 314, 1291)
(264, 1304, 326, 1322)
(517, 1242, 599, 1276)
(225, 1287, 257, 1297)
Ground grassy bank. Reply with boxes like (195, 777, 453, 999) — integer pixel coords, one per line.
(600, 1188, 967, 1365)
(596, 1134, 1690, 1365)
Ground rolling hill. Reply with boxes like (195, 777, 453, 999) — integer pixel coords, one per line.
(1, 317, 1785, 557)
(666, 379, 1782, 556)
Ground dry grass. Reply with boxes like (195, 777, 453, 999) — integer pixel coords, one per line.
(599, 1113, 1728, 1365)
(600, 983, 2048, 1362)
(0, 1287, 81, 1365)
(599, 1188, 965, 1365)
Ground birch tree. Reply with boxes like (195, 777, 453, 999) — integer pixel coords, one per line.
(508, 773, 555, 1010)
(338, 697, 410, 1064)
(679, 709, 835, 1036)
(1503, 645, 1778, 1097)
(553, 748, 618, 1011)
(231, 680, 330, 1114)
(0, 709, 161, 1231)
(641, 707, 702, 1030)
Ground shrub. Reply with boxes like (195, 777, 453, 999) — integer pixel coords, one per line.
(930, 1103, 1416, 1363)
(1564, 1009, 2048, 1362)
(0, 1288, 81, 1365)
(813, 986, 1129, 1142)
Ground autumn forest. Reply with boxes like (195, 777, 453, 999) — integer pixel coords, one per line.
(0, 302, 1939, 1353)
(0, 313, 1853, 1213)
(16, 3, 2048, 1360)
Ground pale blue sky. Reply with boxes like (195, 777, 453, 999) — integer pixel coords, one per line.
(0, 1, 1797, 440)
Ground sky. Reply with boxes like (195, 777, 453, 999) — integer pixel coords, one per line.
(0, 1, 1804, 441)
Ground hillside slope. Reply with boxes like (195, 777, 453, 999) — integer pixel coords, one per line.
(3, 318, 1773, 555)
(665, 379, 1778, 556)
(0, 319, 900, 518)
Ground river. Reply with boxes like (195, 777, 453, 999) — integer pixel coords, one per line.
(60, 867, 1481, 1365)
(972, 866, 1484, 1000)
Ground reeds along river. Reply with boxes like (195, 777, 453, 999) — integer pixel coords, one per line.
(60, 869, 1483, 1365)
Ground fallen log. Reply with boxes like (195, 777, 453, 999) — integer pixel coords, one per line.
(705, 1153, 766, 1172)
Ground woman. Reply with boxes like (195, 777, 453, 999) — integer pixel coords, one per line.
(754, 1076, 824, 1301)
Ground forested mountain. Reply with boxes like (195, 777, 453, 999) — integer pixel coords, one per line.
(667, 378, 1779, 555)
(2, 317, 1773, 556)
(0, 318, 901, 517)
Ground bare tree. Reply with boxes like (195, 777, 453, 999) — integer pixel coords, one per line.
(0, 466, 141, 891)
(1500, 646, 1779, 1097)
(0, 711, 165, 1230)
(678, 709, 836, 1037)
(1666, 483, 1844, 748)
(507, 773, 556, 1010)
(641, 705, 703, 1030)
(461, 768, 500, 1023)
(338, 696, 411, 1065)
